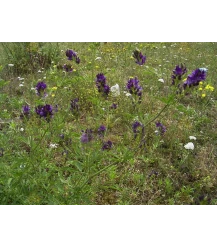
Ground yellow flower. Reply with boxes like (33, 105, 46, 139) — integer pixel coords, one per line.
(183, 78, 187, 82)
(53, 65, 57, 68)
(51, 87, 57, 91)
(202, 94, 206, 98)
(199, 87, 203, 91)
(88, 62, 92, 64)
(130, 56, 134, 59)
(51, 94, 55, 97)
(73, 69, 77, 72)
(209, 86, 214, 91)
(199, 81, 203, 85)
(95, 65, 99, 69)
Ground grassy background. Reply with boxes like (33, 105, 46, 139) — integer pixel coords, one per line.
(0, 42, 217, 205)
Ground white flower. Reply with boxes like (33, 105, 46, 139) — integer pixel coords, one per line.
(43, 77, 46, 79)
(163, 46, 166, 48)
(8, 64, 14, 67)
(110, 84, 120, 96)
(95, 57, 101, 61)
(19, 78, 24, 81)
(38, 70, 42, 73)
(189, 136, 196, 140)
(20, 128, 24, 132)
(49, 143, 58, 149)
(19, 84, 24, 87)
(158, 79, 164, 83)
(126, 93, 132, 97)
(184, 142, 194, 150)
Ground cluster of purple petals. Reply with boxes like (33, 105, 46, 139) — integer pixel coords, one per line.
(156, 121, 166, 135)
(80, 129, 93, 143)
(22, 105, 30, 116)
(110, 103, 117, 109)
(98, 125, 106, 137)
(126, 77, 142, 97)
(35, 81, 47, 95)
(101, 140, 112, 150)
(63, 64, 73, 72)
(95, 73, 110, 95)
(132, 121, 144, 139)
(183, 68, 207, 89)
(65, 49, 80, 64)
(171, 64, 187, 85)
(35, 104, 53, 121)
(133, 50, 146, 65)
(70, 98, 79, 112)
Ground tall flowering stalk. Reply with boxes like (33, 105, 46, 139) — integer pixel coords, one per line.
(35, 104, 53, 122)
(183, 68, 207, 89)
(95, 73, 110, 96)
(155, 121, 166, 135)
(80, 129, 93, 143)
(35, 81, 47, 96)
(133, 50, 146, 65)
(171, 64, 187, 85)
(65, 49, 80, 64)
(126, 77, 142, 103)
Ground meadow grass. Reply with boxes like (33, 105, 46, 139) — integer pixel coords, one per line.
(0, 42, 217, 205)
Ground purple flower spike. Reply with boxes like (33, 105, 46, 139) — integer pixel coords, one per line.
(22, 105, 30, 115)
(80, 129, 93, 143)
(35, 104, 53, 122)
(110, 103, 117, 109)
(95, 73, 110, 96)
(183, 68, 207, 88)
(171, 64, 187, 85)
(35, 81, 47, 96)
(132, 121, 144, 139)
(98, 125, 106, 137)
(70, 98, 79, 113)
(133, 50, 146, 65)
(63, 64, 73, 72)
(156, 121, 166, 135)
(102, 140, 113, 150)
(66, 49, 77, 60)
(96, 73, 106, 85)
(126, 77, 142, 100)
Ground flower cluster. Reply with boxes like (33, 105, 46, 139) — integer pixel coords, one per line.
(132, 121, 144, 139)
(198, 82, 214, 98)
(133, 50, 146, 65)
(80, 129, 93, 143)
(95, 73, 110, 96)
(65, 49, 80, 64)
(63, 64, 73, 72)
(20, 105, 31, 118)
(183, 68, 207, 89)
(126, 77, 142, 101)
(171, 64, 187, 85)
(98, 125, 106, 137)
(35, 81, 47, 96)
(101, 140, 112, 150)
(70, 98, 79, 113)
(155, 121, 166, 135)
(35, 104, 53, 122)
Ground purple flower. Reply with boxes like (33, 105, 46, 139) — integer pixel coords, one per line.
(70, 98, 79, 113)
(35, 104, 53, 122)
(66, 49, 77, 60)
(95, 73, 110, 96)
(80, 129, 93, 143)
(98, 125, 106, 137)
(133, 50, 146, 65)
(35, 81, 47, 96)
(22, 105, 30, 116)
(126, 77, 142, 100)
(156, 121, 166, 135)
(183, 68, 207, 89)
(101, 140, 113, 150)
(63, 64, 73, 72)
(132, 121, 144, 139)
(76, 57, 80, 64)
(171, 64, 187, 85)
(110, 103, 117, 109)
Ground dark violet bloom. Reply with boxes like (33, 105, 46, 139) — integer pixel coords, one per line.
(80, 129, 93, 143)
(35, 104, 53, 122)
(110, 103, 117, 109)
(132, 121, 144, 139)
(95, 73, 110, 96)
(22, 105, 30, 116)
(35, 81, 47, 96)
(98, 125, 106, 137)
(70, 98, 79, 113)
(103, 84, 110, 95)
(126, 77, 142, 100)
(156, 121, 166, 135)
(171, 64, 187, 85)
(76, 56, 80, 64)
(133, 50, 146, 65)
(59, 134, 65, 139)
(96, 73, 106, 85)
(183, 68, 207, 89)
(63, 64, 73, 72)
(101, 140, 113, 150)
(66, 49, 77, 60)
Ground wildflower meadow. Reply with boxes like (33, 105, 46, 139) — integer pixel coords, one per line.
(0, 42, 217, 205)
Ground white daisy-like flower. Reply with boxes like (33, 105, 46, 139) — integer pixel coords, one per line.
(8, 64, 14, 67)
(126, 93, 132, 97)
(110, 84, 120, 97)
(49, 143, 58, 149)
(189, 136, 196, 140)
(20, 128, 24, 132)
(95, 57, 102, 61)
(184, 142, 194, 150)
(19, 84, 24, 87)
(158, 79, 164, 83)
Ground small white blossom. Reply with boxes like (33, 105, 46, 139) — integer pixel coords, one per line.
(163, 46, 166, 48)
(20, 128, 24, 132)
(158, 79, 164, 83)
(8, 64, 14, 67)
(43, 77, 46, 79)
(189, 136, 196, 140)
(19, 84, 24, 87)
(184, 142, 194, 150)
(110, 84, 120, 97)
(38, 70, 42, 73)
(49, 143, 58, 149)
(95, 57, 102, 61)
(126, 93, 132, 97)
(19, 78, 24, 81)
